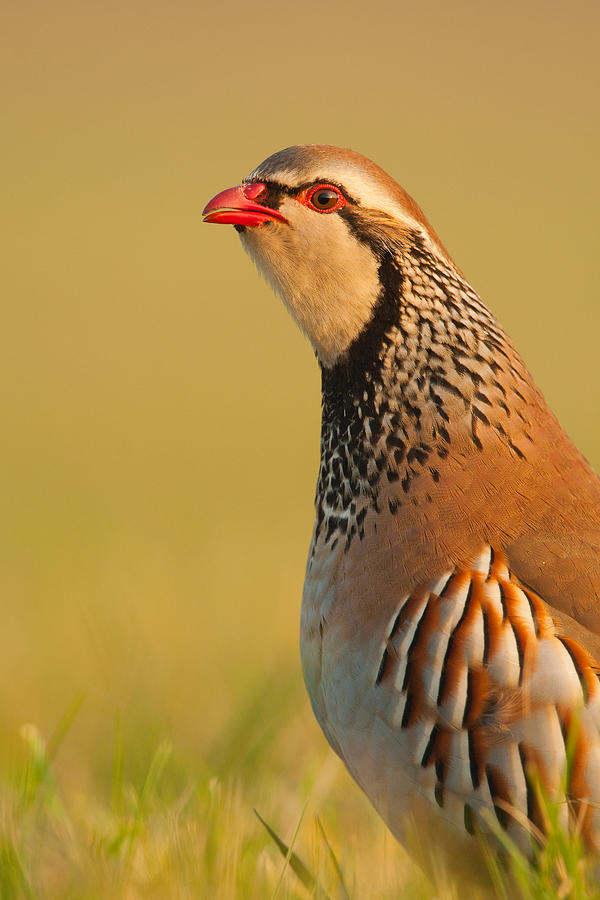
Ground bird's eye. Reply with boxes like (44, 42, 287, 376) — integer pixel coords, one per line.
(304, 184, 346, 213)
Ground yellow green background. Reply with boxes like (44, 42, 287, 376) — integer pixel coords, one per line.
(2, 1, 600, 894)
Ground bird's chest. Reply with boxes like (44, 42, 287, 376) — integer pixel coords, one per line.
(300, 525, 417, 791)
(299, 514, 488, 852)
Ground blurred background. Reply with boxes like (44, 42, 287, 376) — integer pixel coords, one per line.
(2, 0, 600, 894)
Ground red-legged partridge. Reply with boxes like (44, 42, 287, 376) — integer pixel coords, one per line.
(203, 146, 600, 882)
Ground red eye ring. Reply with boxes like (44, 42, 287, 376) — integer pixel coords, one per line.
(300, 184, 347, 213)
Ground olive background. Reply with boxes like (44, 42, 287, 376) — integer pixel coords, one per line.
(2, 0, 599, 798)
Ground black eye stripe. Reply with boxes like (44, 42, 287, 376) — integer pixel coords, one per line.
(245, 178, 357, 207)
(241, 183, 286, 211)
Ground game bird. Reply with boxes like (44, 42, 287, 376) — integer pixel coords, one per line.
(203, 145, 600, 883)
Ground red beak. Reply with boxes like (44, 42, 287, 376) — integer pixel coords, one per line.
(202, 183, 287, 227)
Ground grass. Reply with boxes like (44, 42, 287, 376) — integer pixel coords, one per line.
(0, 684, 429, 899)
(2, 682, 600, 899)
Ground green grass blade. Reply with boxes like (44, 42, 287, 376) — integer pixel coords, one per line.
(315, 816, 350, 900)
(254, 807, 331, 900)
(46, 693, 86, 763)
(111, 710, 124, 817)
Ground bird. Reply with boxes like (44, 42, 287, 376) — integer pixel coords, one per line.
(203, 145, 600, 885)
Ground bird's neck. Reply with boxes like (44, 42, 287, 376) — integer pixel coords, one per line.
(314, 241, 543, 553)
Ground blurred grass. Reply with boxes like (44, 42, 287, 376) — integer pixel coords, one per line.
(3, 700, 600, 899)
(1, 0, 600, 896)
(0, 691, 434, 899)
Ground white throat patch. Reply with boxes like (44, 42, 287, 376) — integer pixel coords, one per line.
(239, 197, 381, 368)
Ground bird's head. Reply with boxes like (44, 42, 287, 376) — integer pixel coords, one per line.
(203, 145, 454, 368)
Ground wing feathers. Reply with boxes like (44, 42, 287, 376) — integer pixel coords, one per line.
(373, 545, 600, 847)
